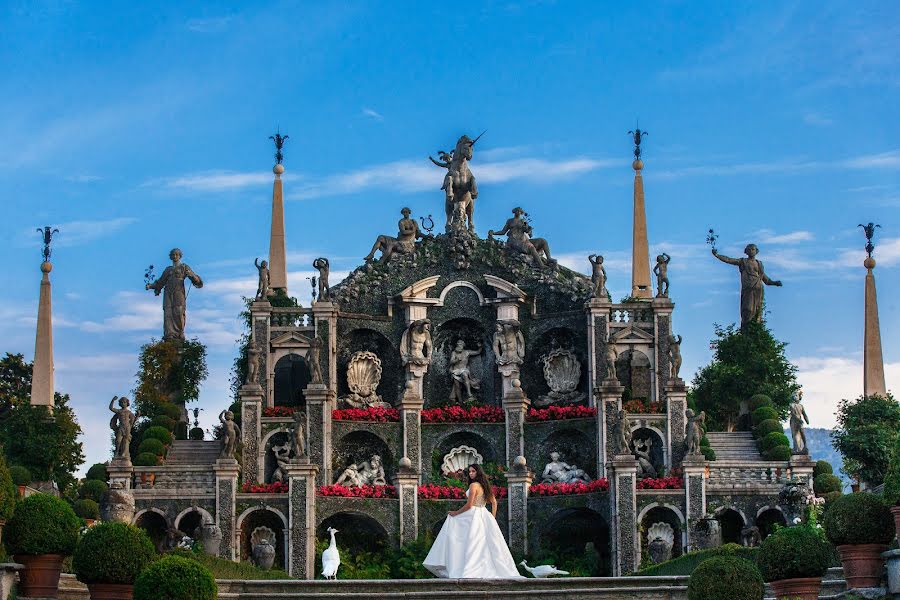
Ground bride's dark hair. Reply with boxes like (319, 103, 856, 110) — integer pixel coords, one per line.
(467, 463, 495, 504)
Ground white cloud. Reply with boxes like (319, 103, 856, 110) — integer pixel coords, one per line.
(840, 151, 900, 169)
(753, 229, 815, 245)
(20, 218, 137, 249)
(146, 171, 276, 192)
(186, 16, 232, 33)
(657, 149, 900, 179)
(838, 237, 900, 268)
(64, 174, 103, 183)
(361, 107, 384, 121)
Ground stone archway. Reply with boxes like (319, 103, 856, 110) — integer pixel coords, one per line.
(174, 507, 213, 538)
(317, 511, 391, 555)
(756, 507, 787, 540)
(237, 507, 288, 570)
(273, 353, 310, 408)
(134, 509, 170, 552)
(638, 504, 685, 567)
(715, 508, 746, 545)
(538, 508, 611, 576)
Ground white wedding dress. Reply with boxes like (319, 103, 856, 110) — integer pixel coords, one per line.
(423, 488, 523, 579)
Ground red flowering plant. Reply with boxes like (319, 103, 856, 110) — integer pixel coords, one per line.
(623, 399, 666, 414)
(636, 477, 684, 490)
(529, 478, 610, 497)
(526, 406, 597, 422)
(317, 484, 398, 498)
(332, 407, 400, 422)
(241, 481, 289, 494)
(421, 405, 504, 423)
(263, 406, 300, 418)
(417, 483, 507, 500)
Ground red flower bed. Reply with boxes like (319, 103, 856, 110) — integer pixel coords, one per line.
(529, 478, 609, 497)
(241, 481, 288, 494)
(317, 484, 398, 498)
(263, 406, 300, 418)
(527, 406, 597, 421)
(623, 399, 666, 414)
(418, 484, 508, 500)
(332, 407, 400, 422)
(421, 406, 505, 423)
(636, 477, 684, 490)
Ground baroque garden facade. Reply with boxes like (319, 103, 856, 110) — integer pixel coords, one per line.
(110, 132, 814, 579)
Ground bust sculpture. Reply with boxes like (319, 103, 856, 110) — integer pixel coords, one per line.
(712, 244, 782, 328)
(448, 340, 482, 404)
(540, 452, 592, 484)
(489, 207, 555, 267)
(145, 248, 204, 340)
(219, 410, 241, 460)
(492, 320, 525, 366)
(365, 207, 429, 263)
(789, 390, 809, 454)
(109, 396, 138, 460)
(401, 319, 432, 366)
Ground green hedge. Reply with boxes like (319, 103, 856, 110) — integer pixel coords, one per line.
(687, 556, 764, 600)
(883, 436, 900, 506)
(814, 473, 843, 496)
(85, 463, 108, 482)
(138, 438, 167, 457)
(701, 446, 717, 461)
(823, 492, 893, 546)
(763, 445, 792, 461)
(73, 499, 100, 520)
(170, 548, 289, 580)
(143, 426, 174, 446)
(749, 394, 773, 411)
(757, 525, 832, 582)
(189, 427, 205, 440)
(156, 403, 184, 422)
(0, 452, 17, 522)
(636, 544, 758, 577)
(751, 407, 779, 426)
(6, 493, 81, 555)
(753, 419, 783, 439)
(759, 432, 790, 452)
(134, 452, 160, 467)
(78, 479, 108, 503)
(814, 460, 834, 477)
(73, 522, 157, 585)
(134, 555, 216, 600)
(9, 465, 31, 487)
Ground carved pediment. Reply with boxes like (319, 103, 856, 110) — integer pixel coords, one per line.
(610, 325, 655, 344)
(270, 331, 312, 349)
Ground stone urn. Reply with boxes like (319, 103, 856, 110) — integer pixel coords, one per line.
(15, 553, 64, 599)
(836, 543, 888, 589)
(251, 540, 276, 571)
(768, 577, 822, 600)
(198, 522, 223, 556)
(884, 549, 900, 595)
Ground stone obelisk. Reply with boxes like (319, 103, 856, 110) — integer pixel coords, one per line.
(268, 132, 289, 294)
(861, 223, 886, 396)
(629, 127, 652, 299)
(31, 228, 58, 409)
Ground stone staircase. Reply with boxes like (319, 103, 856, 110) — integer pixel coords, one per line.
(705, 432, 762, 461)
(166, 439, 223, 465)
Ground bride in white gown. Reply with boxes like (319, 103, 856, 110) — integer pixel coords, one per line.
(423, 464, 523, 579)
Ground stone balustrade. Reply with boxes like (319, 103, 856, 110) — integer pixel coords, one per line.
(608, 304, 654, 326)
(270, 306, 313, 329)
(706, 460, 792, 491)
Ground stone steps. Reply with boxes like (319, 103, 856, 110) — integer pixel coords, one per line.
(166, 440, 223, 465)
(705, 432, 762, 461)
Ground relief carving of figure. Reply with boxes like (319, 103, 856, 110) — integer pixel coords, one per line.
(588, 254, 607, 299)
(712, 244, 782, 328)
(535, 348, 584, 407)
(489, 207, 555, 267)
(632, 437, 657, 479)
(449, 340, 482, 404)
(668, 334, 683, 381)
(219, 410, 242, 460)
(109, 396, 138, 459)
(654, 253, 671, 298)
(365, 207, 429, 263)
(270, 440, 292, 483)
(335, 455, 386, 487)
(789, 390, 809, 454)
(685, 409, 705, 456)
(145, 248, 204, 340)
(429, 133, 482, 233)
(612, 409, 632, 456)
(540, 451, 592, 484)
(492, 320, 525, 366)
(401, 319, 432, 366)
(313, 258, 330, 300)
(254, 258, 269, 300)
(339, 351, 387, 408)
(245, 344, 261, 386)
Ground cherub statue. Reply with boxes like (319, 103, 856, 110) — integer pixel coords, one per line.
(313, 258, 330, 301)
(588, 254, 607, 299)
(254, 258, 269, 300)
(219, 410, 242, 460)
(292, 411, 307, 459)
(654, 253, 671, 298)
(685, 409, 705, 456)
(245, 344, 261, 386)
(308, 337, 324, 384)
(605, 343, 619, 381)
(612, 409, 632, 456)
(109, 396, 139, 459)
(668, 334, 683, 381)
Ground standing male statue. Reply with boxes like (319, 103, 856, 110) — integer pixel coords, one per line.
(588, 254, 607, 299)
(219, 410, 241, 460)
(313, 258, 330, 300)
(146, 248, 204, 340)
(668, 334, 683, 381)
(400, 319, 433, 366)
(492, 320, 525, 366)
(712, 244, 782, 328)
(654, 253, 671, 298)
(254, 258, 269, 300)
(109, 396, 138, 460)
(789, 390, 810, 454)
(449, 340, 482, 403)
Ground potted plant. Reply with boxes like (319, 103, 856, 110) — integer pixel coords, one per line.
(757, 525, 833, 600)
(133, 555, 216, 600)
(5, 493, 81, 598)
(73, 522, 157, 600)
(823, 492, 894, 589)
(73, 499, 101, 526)
(10, 465, 31, 496)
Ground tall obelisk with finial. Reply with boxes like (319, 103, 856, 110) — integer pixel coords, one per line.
(31, 226, 59, 409)
(629, 126, 652, 299)
(860, 223, 886, 396)
(268, 131, 289, 294)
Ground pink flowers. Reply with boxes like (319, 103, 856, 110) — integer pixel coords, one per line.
(332, 407, 401, 422)
(623, 399, 666, 414)
(529, 479, 610, 496)
(417, 484, 508, 500)
(241, 481, 288, 494)
(636, 477, 684, 490)
(526, 406, 597, 421)
(421, 406, 505, 423)
(317, 484, 398, 498)
(263, 406, 300, 418)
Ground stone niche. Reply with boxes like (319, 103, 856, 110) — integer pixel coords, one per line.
(332, 430, 395, 483)
(538, 429, 596, 480)
(522, 326, 587, 407)
(337, 328, 401, 407)
(432, 430, 498, 481)
(616, 348, 652, 400)
(426, 317, 495, 407)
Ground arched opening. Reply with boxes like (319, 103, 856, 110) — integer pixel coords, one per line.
(539, 508, 611, 576)
(756, 508, 787, 540)
(135, 510, 169, 552)
(640, 505, 684, 566)
(318, 512, 390, 555)
(631, 427, 665, 478)
(337, 329, 400, 406)
(716, 508, 745, 545)
(239, 509, 286, 570)
(428, 317, 493, 408)
(175, 510, 205, 538)
(539, 429, 595, 481)
(333, 430, 394, 483)
(274, 353, 310, 408)
(616, 348, 652, 401)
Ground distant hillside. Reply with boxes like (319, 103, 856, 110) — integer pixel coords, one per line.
(786, 427, 850, 489)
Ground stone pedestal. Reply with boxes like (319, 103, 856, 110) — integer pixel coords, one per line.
(107, 457, 134, 490)
(506, 456, 533, 558)
(393, 459, 420, 546)
(498, 363, 522, 398)
(304, 384, 334, 485)
(585, 299, 611, 399)
(665, 380, 687, 469)
(311, 301, 338, 387)
(239, 384, 264, 485)
(102, 458, 136, 524)
(682, 455, 709, 552)
(213, 458, 240, 560)
(285, 459, 319, 579)
(610, 455, 638, 576)
(399, 383, 424, 475)
(248, 301, 272, 403)
(789, 453, 816, 490)
(502, 380, 530, 467)
(598, 381, 624, 478)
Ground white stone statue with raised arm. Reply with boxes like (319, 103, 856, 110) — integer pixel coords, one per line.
(109, 396, 138, 460)
(145, 248, 204, 340)
(449, 340, 482, 403)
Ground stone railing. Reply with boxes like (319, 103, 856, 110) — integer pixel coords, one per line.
(132, 465, 216, 495)
(270, 306, 313, 329)
(707, 461, 793, 491)
(608, 304, 654, 326)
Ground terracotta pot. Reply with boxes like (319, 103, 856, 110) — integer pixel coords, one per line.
(837, 543, 888, 589)
(891, 506, 900, 544)
(15, 553, 64, 598)
(87, 582, 134, 600)
(769, 577, 822, 600)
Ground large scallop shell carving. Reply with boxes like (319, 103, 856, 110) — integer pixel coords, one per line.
(250, 525, 276, 547)
(441, 445, 483, 476)
(542, 349, 581, 394)
(347, 351, 382, 398)
(647, 522, 674, 548)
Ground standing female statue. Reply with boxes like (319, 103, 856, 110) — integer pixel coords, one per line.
(146, 248, 204, 340)
(712, 244, 781, 328)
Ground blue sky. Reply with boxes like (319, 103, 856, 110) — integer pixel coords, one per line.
(1, 2, 898, 472)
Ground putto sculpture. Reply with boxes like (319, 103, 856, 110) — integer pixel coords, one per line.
(489, 207, 555, 267)
(492, 320, 525, 366)
(254, 258, 269, 300)
(245, 344, 261, 386)
(667, 334, 683, 381)
(448, 340, 483, 404)
(292, 411, 307, 459)
(365, 207, 429, 263)
(789, 390, 809, 454)
(632, 437, 657, 479)
(400, 319, 433, 366)
(654, 253, 671, 298)
(429, 132, 484, 233)
(605, 343, 619, 382)
(219, 410, 241, 460)
(612, 409, 632, 456)
(308, 338, 324, 385)
(109, 396, 138, 460)
(145, 248, 204, 340)
(588, 254, 607, 299)
(313, 257, 330, 300)
(540, 452, 591, 484)
(685, 409, 705, 456)
(712, 243, 782, 328)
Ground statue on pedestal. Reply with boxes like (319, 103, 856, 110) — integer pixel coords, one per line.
(588, 254, 607, 299)
(605, 343, 619, 381)
(270, 440, 292, 483)
(313, 258, 330, 300)
(612, 409, 632, 456)
(245, 344, 261, 386)
(145, 248, 204, 340)
(109, 396, 138, 460)
(429, 133, 483, 233)
(254, 258, 269, 300)
(789, 390, 809, 454)
(292, 411, 307, 459)
(489, 208, 555, 267)
(365, 208, 429, 263)
(492, 320, 525, 366)
(632, 437, 657, 479)
(449, 340, 482, 404)
(219, 410, 241, 460)
(401, 319, 433, 366)
(712, 244, 782, 328)
(308, 338, 324, 385)
(540, 452, 592, 484)
(685, 409, 705, 456)
(654, 253, 671, 298)
(668, 334, 683, 381)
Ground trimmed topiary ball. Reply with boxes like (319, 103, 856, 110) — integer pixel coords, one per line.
(143, 426, 174, 446)
(813, 460, 833, 477)
(156, 403, 184, 422)
(134, 555, 216, 600)
(757, 525, 832, 582)
(189, 427, 204, 440)
(751, 406, 779, 426)
(754, 419, 783, 439)
(763, 445, 792, 461)
(6, 493, 81, 556)
(823, 492, 893, 546)
(749, 394, 774, 411)
(73, 522, 157, 585)
(78, 479, 108, 503)
(814, 473, 842, 496)
(85, 463, 108, 482)
(701, 446, 717, 461)
(73, 499, 100, 520)
(138, 438, 167, 457)
(759, 432, 790, 452)
(9, 465, 31, 487)
(133, 452, 160, 467)
(687, 555, 764, 600)
(150, 415, 177, 432)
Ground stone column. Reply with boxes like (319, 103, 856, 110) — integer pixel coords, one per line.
(268, 163, 288, 293)
(586, 299, 612, 401)
(213, 458, 240, 560)
(864, 255, 887, 396)
(502, 380, 530, 467)
(598, 381, 625, 479)
(30, 261, 55, 409)
(393, 458, 420, 546)
(652, 297, 674, 406)
(285, 459, 319, 579)
(399, 383, 425, 475)
(610, 455, 638, 576)
(311, 300, 338, 391)
(631, 157, 652, 299)
(506, 456, 533, 557)
(665, 380, 687, 469)
(249, 300, 272, 405)
(789, 454, 816, 490)
(239, 384, 264, 484)
(683, 455, 708, 552)
(304, 384, 334, 485)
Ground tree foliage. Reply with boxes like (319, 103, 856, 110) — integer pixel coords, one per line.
(690, 322, 798, 431)
(832, 393, 900, 487)
(134, 338, 208, 419)
(0, 353, 32, 419)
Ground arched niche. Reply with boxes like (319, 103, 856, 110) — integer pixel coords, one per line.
(524, 327, 587, 406)
(134, 509, 169, 552)
(756, 507, 787, 540)
(263, 429, 292, 484)
(238, 507, 287, 569)
(538, 428, 595, 480)
(337, 328, 400, 406)
(273, 353, 310, 408)
(631, 427, 666, 477)
(433, 430, 497, 480)
(538, 508, 611, 577)
(333, 430, 395, 482)
(639, 504, 685, 566)
(616, 348, 652, 400)
(715, 507, 746, 545)
(318, 512, 390, 555)
(174, 507, 212, 538)
(427, 317, 493, 408)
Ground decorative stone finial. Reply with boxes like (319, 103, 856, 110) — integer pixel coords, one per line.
(628, 125, 648, 161)
(269, 130, 289, 165)
(512, 378, 521, 389)
(399, 456, 412, 469)
(37, 226, 59, 263)
(513, 455, 527, 468)
(273, 163, 285, 177)
(40, 261, 53, 274)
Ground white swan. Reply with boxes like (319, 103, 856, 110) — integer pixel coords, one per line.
(519, 560, 570, 578)
(322, 527, 341, 580)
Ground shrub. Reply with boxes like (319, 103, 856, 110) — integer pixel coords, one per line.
(759, 432, 790, 452)
(637, 544, 758, 577)
(823, 491, 842, 505)
(134, 452, 160, 467)
(189, 427, 204, 440)
(823, 492, 894, 546)
(763, 446, 792, 461)
(687, 555, 764, 600)
(883, 436, 900, 506)
(814, 460, 834, 477)
(700, 435, 710, 447)
(169, 548, 289, 580)
(751, 407, 779, 426)
(85, 463, 108, 482)
(701, 446, 717, 462)
(753, 419, 783, 439)
(814, 473, 843, 496)
(151, 415, 177, 431)
(134, 555, 216, 600)
(156, 403, 184, 422)
(6, 493, 81, 555)
(73, 499, 100, 520)
(138, 438, 167, 457)
(757, 525, 832, 582)
(0, 452, 17, 521)
(9, 465, 31, 487)
(73, 522, 157, 585)
(749, 394, 774, 411)
(78, 479, 108, 503)
(143, 426, 174, 446)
